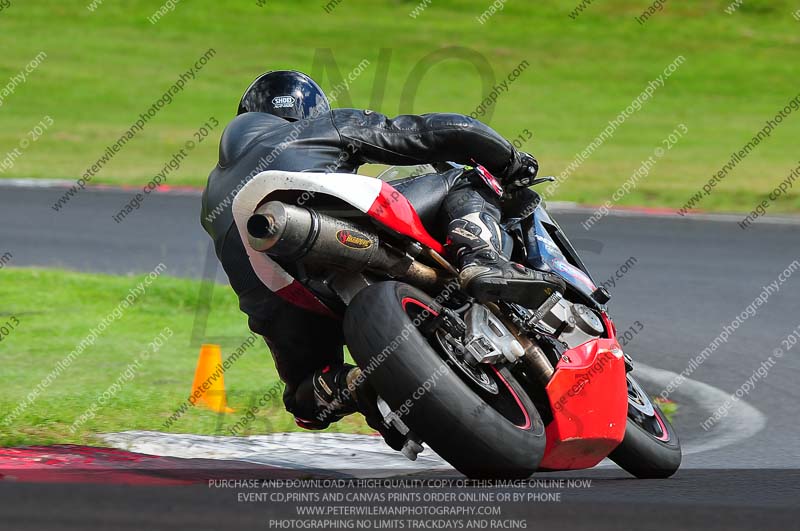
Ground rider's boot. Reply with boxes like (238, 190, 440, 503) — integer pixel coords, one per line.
(294, 364, 358, 429)
(446, 215, 565, 309)
(298, 364, 406, 450)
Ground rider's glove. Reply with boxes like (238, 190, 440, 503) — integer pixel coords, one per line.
(502, 151, 539, 192)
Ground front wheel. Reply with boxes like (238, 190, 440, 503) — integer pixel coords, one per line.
(344, 281, 546, 479)
(609, 373, 682, 478)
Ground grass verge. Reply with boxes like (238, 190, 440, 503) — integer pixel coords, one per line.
(0, 268, 370, 447)
(0, 1, 798, 213)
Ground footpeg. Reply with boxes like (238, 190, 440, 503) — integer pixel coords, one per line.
(401, 439, 424, 461)
(377, 397, 411, 435)
(377, 397, 425, 461)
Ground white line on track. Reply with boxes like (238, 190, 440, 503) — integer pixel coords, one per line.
(548, 202, 800, 226)
(101, 431, 450, 477)
(0, 178, 77, 188)
(633, 363, 766, 456)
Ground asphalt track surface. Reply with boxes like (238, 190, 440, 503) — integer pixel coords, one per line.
(1, 182, 799, 530)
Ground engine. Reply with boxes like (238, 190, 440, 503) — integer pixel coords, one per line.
(530, 292, 605, 348)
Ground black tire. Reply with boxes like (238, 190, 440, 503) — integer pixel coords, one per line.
(609, 373, 682, 479)
(344, 281, 546, 479)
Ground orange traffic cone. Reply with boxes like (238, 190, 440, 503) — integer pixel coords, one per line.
(189, 344, 235, 413)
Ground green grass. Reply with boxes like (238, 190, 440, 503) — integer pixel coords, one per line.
(0, 268, 371, 447)
(654, 397, 679, 424)
(0, 1, 799, 212)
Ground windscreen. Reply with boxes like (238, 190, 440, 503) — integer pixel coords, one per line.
(374, 164, 437, 182)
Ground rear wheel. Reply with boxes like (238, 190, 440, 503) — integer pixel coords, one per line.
(344, 281, 546, 478)
(609, 373, 682, 478)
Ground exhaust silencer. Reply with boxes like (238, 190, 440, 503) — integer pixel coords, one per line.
(248, 201, 449, 288)
(247, 201, 387, 271)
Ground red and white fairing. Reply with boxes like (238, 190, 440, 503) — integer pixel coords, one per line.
(232, 170, 444, 316)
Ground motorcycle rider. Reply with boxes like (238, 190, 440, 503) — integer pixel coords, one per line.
(200, 70, 564, 444)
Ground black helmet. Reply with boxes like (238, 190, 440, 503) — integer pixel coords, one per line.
(237, 70, 330, 121)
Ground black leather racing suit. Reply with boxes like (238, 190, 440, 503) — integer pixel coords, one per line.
(201, 109, 521, 427)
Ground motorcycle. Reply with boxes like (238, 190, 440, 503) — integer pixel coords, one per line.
(231, 162, 682, 479)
